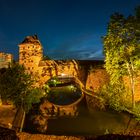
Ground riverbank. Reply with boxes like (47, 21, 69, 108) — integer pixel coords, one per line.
(13, 131, 140, 140)
(1, 126, 140, 140)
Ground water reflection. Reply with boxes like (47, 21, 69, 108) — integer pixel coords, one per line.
(24, 102, 139, 136)
(46, 110, 138, 135)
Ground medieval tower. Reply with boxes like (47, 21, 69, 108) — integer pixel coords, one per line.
(18, 35, 43, 74)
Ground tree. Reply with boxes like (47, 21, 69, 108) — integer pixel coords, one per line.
(0, 62, 43, 112)
(43, 55, 51, 60)
(103, 6, 140, 109)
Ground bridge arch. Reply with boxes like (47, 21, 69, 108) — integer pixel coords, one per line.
(41, 75, 84, 117)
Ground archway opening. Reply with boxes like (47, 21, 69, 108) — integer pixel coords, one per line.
(44, 75, 82, 105)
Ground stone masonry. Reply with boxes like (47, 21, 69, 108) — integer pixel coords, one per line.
(18, 35, 79, 87)
(0, 52, 13, 69)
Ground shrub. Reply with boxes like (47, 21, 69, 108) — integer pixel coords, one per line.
(97, 83, 131, 112)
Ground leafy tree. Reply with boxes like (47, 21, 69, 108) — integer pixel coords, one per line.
(22, 88, 44, 112)
(0, 62, 43, 112)
(103, 6, 140, 109)
(43, 55, 51, 60)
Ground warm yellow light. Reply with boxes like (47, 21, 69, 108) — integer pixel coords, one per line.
(61, 73, 66, 76)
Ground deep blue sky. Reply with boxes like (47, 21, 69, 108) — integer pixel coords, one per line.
(0, 0, 139, 60)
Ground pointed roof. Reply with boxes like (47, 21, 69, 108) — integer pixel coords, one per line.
(19, 35, 41, 45)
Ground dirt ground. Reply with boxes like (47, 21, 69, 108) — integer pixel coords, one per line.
(17, 132, 85, 140)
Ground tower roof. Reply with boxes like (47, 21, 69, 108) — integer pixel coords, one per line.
(19, 35, 41, 45)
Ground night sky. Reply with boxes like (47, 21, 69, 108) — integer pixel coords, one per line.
(0, 0, 139, 60)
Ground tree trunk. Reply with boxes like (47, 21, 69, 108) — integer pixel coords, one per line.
(130, 76, 135, 109)
(0, 95, 2, 105)
(126, 62, 135, 109)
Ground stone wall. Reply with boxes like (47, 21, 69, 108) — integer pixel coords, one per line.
(86, 68, 140, 101)
(86, 69, 109, 92)
(37, 60, 79, 87)
(0, 52, 13, 68)
(0, 126, 19, 140)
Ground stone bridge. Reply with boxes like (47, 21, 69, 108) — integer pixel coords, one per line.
(40, 75, 86, 118)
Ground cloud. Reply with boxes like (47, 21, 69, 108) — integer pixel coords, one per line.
(46, 33, 104, 60)
(47, 46, 104, 60)
(87, 49, 104, 59)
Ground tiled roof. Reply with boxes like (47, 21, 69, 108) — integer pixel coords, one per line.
(19, 35, 41, 45)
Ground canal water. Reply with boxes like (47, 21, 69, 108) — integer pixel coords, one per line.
(24, 100, 139, 136)
(24, 76, 140, 135)
(46, 85, 82, 105)
(46, 109, 138, 135)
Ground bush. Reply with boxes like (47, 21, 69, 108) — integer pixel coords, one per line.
(97, 83, 132, 112)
